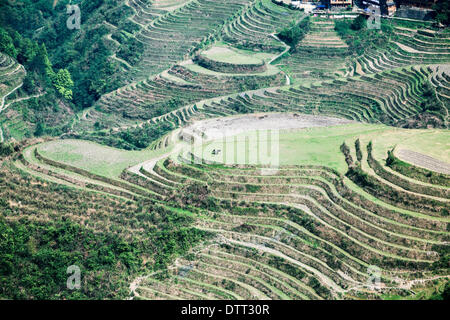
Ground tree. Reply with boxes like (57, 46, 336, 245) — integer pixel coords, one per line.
(22, 72, 40, 94)
(351, 15, 366, 31)
(443, 282, 450, 300)
(433, 0, 450, 26)
(0, 143, 14, 157)
(52, 69, 74, 100)
(34, 122, 44, 136)
(420, 82, 441, 112)
(17, 38, 39, 65)
(30, 43, 52, 75)
(277, 18, 310, 51)
(0, 27, 17, 58)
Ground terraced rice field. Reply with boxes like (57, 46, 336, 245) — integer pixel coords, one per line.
(4, 1, 449, 300)
(122, 0, 256, 80)
(15, 119, 449, 300)
(396, 149, 450, 175)
(0, 53, 25, 110)
(222, 0, 305, 52)
(0, 53, 26, 142)
(355, 27, 450, 76)
(182, 65, 447, 126)
(276, 18, 351, 80)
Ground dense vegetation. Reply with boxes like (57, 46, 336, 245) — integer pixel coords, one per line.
(433, 0, 450, 26)
(74, 121, 175, 150)
(334, 16, 394, 56)
(0, 0, 128, 111)
(0, 150, 210, 299)
(277, 17, 310, 50)
(0, 0, 449, 301)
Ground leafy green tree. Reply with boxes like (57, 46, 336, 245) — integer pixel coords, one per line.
(433, 0, 450, 26)
(0, 27, 17, 58)
(420, 82, 441, 112)
(351, 15, 366, 31)
(34, 122, 45, 136)
(443, 282, 450, 300)
(17, 38, 39, 65)
(277, 17, 310, 50)
(0, 143, 14, 157)
(30, 43, 52, 75)
(52, 69, 74, 100)
(22, 72, 38, 94)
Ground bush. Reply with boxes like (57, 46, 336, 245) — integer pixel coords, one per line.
(0, 143, 14, 157)
(277, 17, 310, 50)
(351, 15, 366, 31)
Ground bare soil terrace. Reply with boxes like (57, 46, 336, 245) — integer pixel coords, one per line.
(397, 149, 450, 175)
(182, 112, 354, 141)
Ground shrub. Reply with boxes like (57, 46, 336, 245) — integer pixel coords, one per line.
(277, 17, 310, 50)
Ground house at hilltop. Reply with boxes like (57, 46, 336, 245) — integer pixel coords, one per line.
(326, 0, 353, 7)
(276, 0, 355, 11)
(274, 0, 322, 12)
(362, 0, 397, 16)
(386, 1, 397, 16)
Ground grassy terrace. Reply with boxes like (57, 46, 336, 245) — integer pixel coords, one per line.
(222, 0, 305, 52)
(353, 25, 450, 76)
(189, 65, 447, 127)
(0, 53, 26, 142)
(125, 0, 255, 80)
(17, 121, 448, 300)
(0, 53, 25, 106)
(201, 45, 263, 65)
(2, 0, 449, 300)
(276, 18, 351, 81)
(73, 63, 284, 132)
(133, 159, 447, 299)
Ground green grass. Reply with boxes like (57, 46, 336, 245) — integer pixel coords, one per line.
(34, 123, 448, 193)
(201, 45, 265, 65)
(197, 123, 450, 174)
(185, 61, 280, 76)
(36, 139, 172, 178)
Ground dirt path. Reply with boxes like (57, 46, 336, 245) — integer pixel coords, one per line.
(111, 54, 133, 69)
(0, 83, 23, 112)
(1, 64, 23, 77)
(4, 92, 45, 109)
(128, 129, 183, 179)
(394, 275, 450, 291)
(0, 82, 24, 143)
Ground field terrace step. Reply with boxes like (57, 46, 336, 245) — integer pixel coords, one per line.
(194, 69, 435, 126)
(276, 17, 350, 80)
(385, 147, 450, 188)
(0, 162, 162, 239)
(222, 0, 305, 52)
(356, 29, 450, 76)
(75, 64, 284, 132)
(170, 157, 448, 238)
(343, 142, 449, 219)
(0, 53, 26, 111)
(137, 243, 328, 299)
(153, 158, 448, 279)
(17, 145, 147, 201)
(429, 64, 450, 121)
(30, 147, 162, 200)
(126, 0, 254, 81)
(362, 142, 449, 200)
